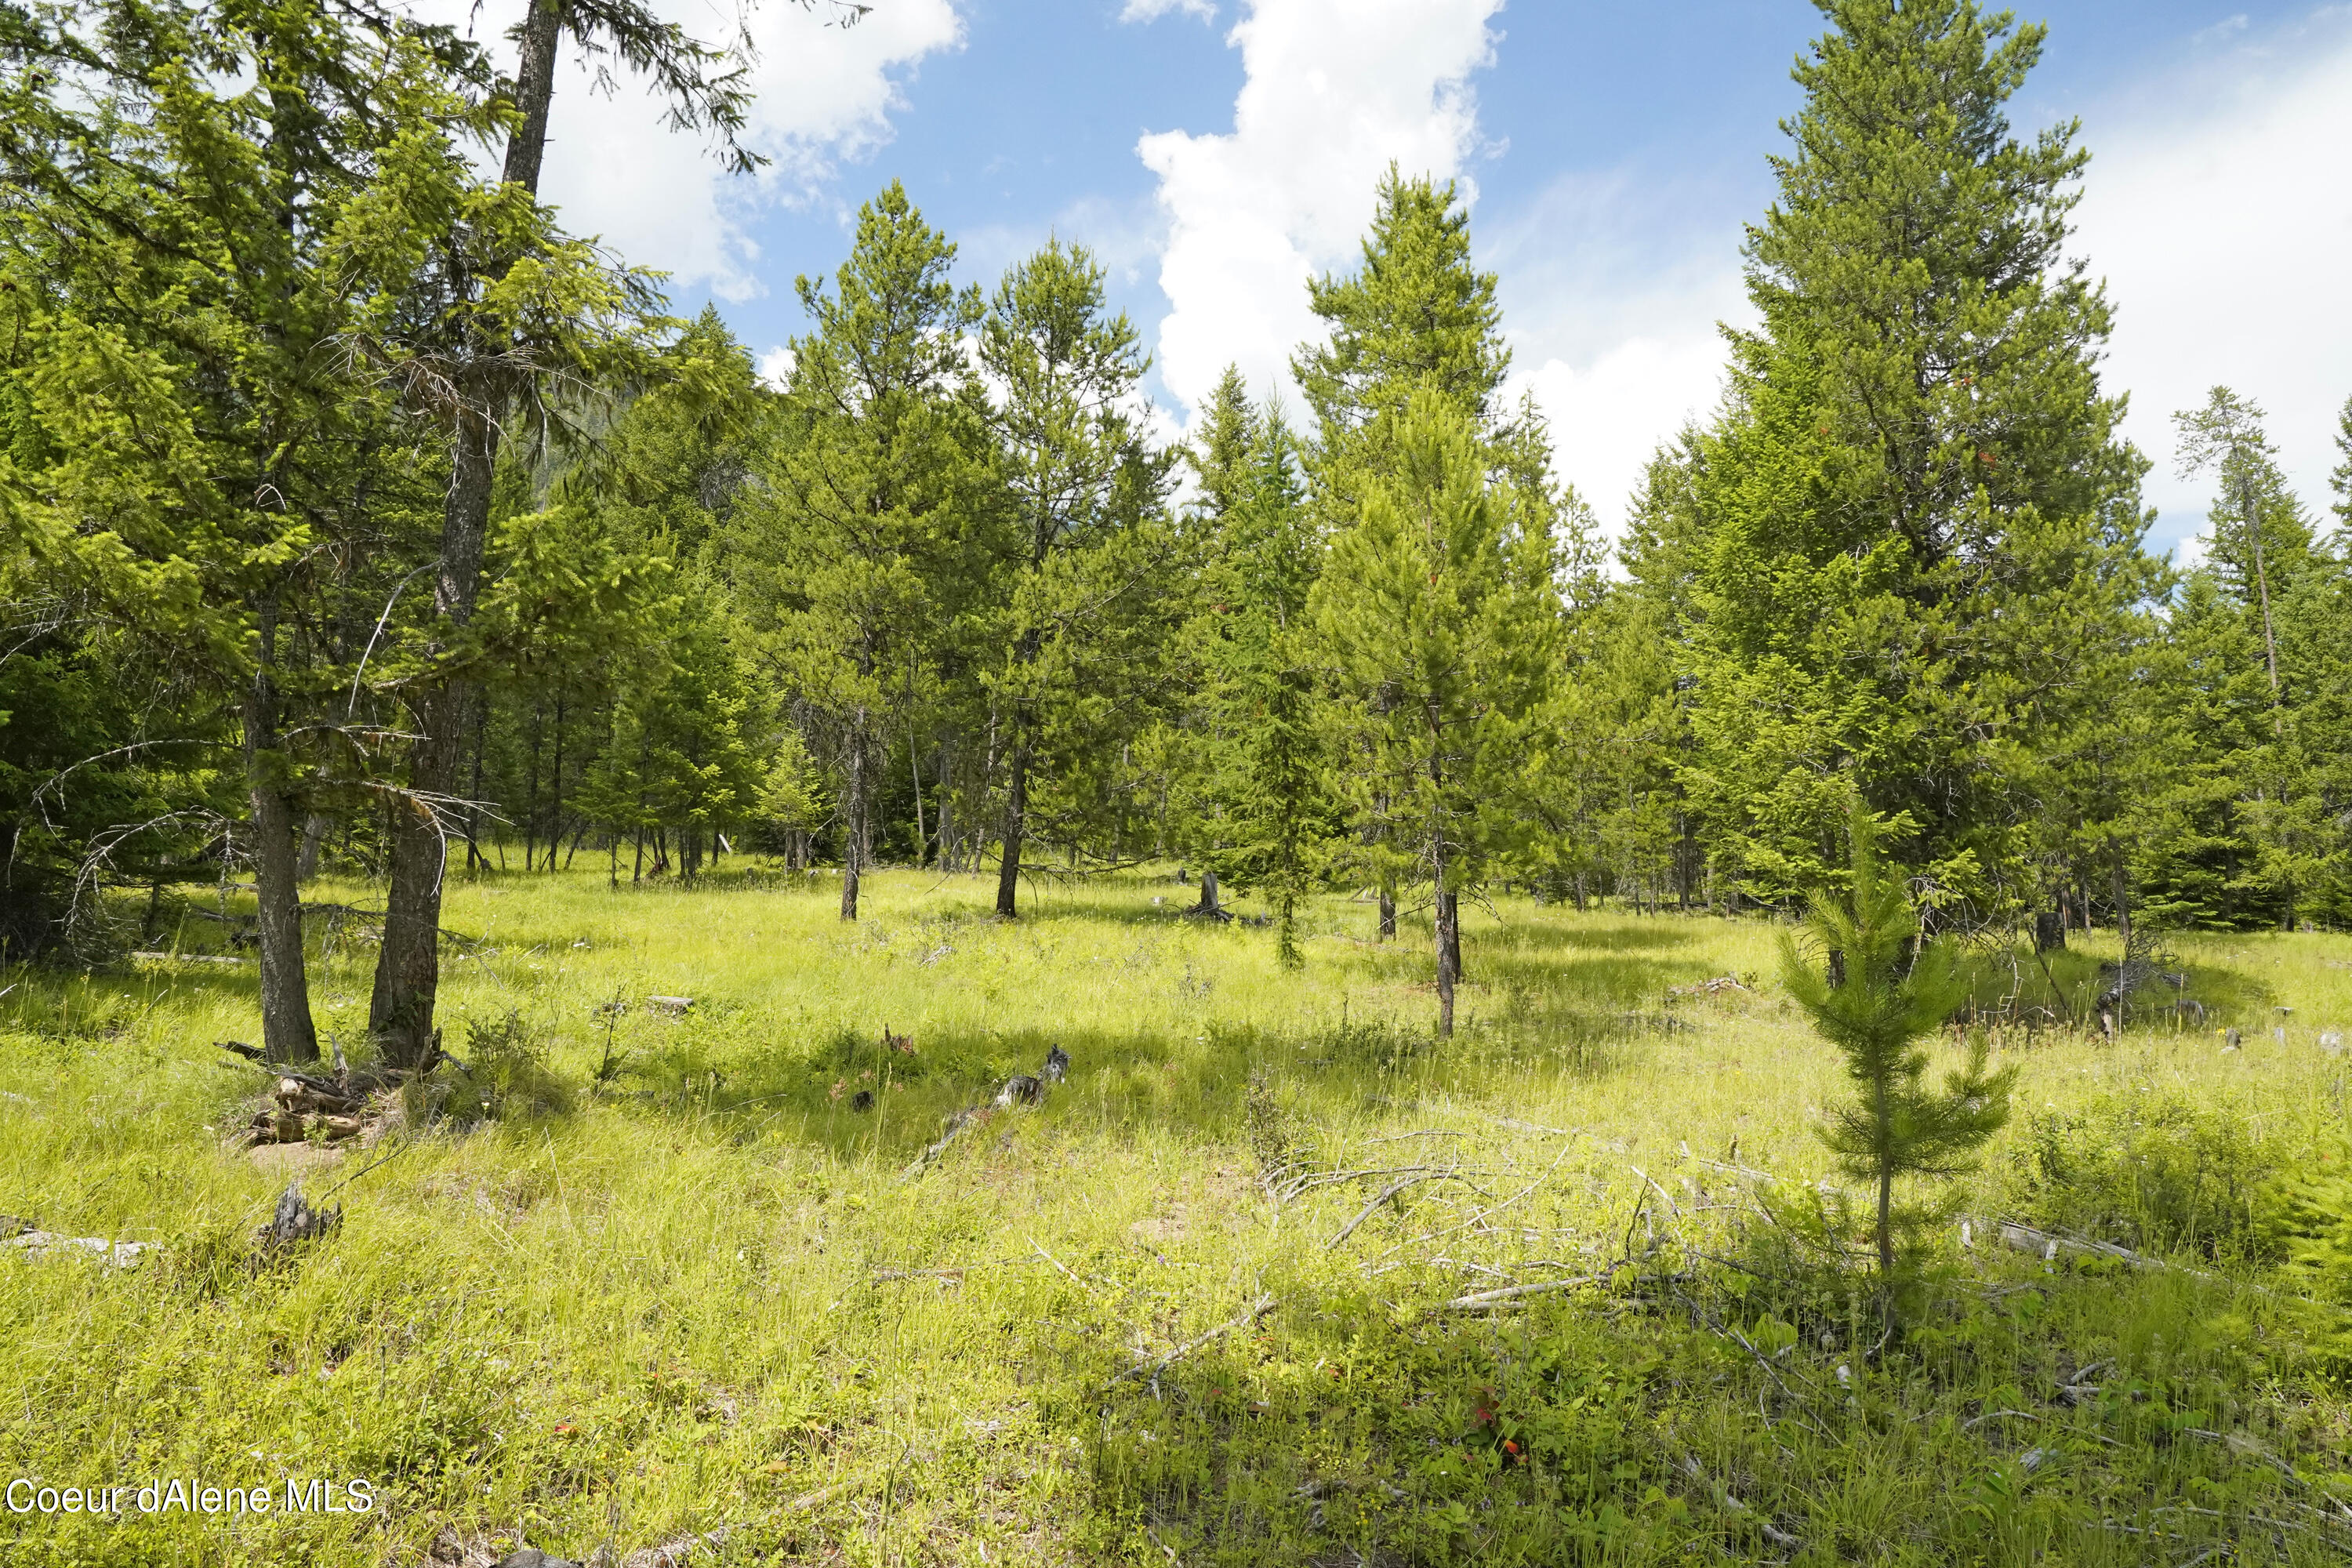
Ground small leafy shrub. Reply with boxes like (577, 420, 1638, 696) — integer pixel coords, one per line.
(448, 1011, 570, 1121)
(2003, 1087, 2278, 1262)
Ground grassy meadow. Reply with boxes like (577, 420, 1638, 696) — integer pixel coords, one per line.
(4, 866, 2352, 1565)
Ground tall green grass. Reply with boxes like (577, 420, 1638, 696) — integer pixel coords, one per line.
(2, 868, 2348, 1564)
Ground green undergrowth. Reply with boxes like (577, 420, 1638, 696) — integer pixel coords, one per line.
(4, 869, 2351, 1564)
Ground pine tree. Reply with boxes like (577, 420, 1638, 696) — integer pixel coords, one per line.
(978, 240, 1176, 917)
(367, 0, 763, 1064)
(1294, 169, 1528, 945)
(2172, 389, 2340, 928)
(0, 0, 495, 1057)
(744, 183, 984, 920)
(1683, 0, 2158, 920)
(1310, 393, 1555, 1036)
(1154, 368, 1329, 960)
(1782, 810, 2015, 1282)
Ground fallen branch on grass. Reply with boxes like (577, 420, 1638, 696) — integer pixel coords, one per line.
(1438, 1272, 1610, 1310)
(901, 1107, 983, 1179)
(1327, 1173, 1454, 1250)
(1109, 1295, 1278, 1387)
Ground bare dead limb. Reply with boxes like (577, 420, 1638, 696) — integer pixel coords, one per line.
(1109, 1294, 1277, 1388)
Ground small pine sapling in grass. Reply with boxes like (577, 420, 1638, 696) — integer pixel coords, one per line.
(1781, 811, 2016, 1285)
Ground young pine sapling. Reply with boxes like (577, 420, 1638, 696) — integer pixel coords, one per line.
(1781, 813, 2016, 1282)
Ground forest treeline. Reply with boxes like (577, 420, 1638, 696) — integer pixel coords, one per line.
(5, 0, 2351, 1056)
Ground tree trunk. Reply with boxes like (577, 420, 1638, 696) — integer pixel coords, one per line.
(524, 695, 543, 872)
(368, 403, 495, 1069)
(370, 0, 563, 1069)
(1875, 1167, 1895, 1278)
(909, 733, 927, 867)
(996, 742, 1028, 918)
(1196, 866, 1221, 916)
(841, 715, 867, 920)
(1377, 881, 1396, 942)
(244, 600, 318, 1064)
(1434, 884, 1459, 1038)
(465, 698, 490, 871)
(296, 812, 330, 881)
(248, 775, 319, 1064)
(549, 690, 564, 872)
(502, 0, 564, 193)
(2033, 909, 2066, 953)
(2111, 857, 2131, 946)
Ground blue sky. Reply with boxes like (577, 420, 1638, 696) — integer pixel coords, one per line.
(495, 0, 2352, 558)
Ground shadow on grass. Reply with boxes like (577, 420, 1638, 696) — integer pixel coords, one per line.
(581, 996, 1657, 1168)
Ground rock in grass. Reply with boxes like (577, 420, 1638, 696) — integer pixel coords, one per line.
(7, 1230, 152, 1268)
(497, 1551, 579, 1568)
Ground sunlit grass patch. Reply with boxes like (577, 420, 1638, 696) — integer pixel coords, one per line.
(2, 867, 2350, 1563)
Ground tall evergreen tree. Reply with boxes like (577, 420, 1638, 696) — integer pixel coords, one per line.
(1310, 393, 1555, 1036)
(2169, 390, 2345, 927)
(1151, 368, 1328, 959)
(1682, 0, 2158, 919)
(1, 0, 490, 1058)
(1295, 169, 1525, 943)
(744, 183, 985, 920)
(368, 0, 769, 1064)
(978, 240, 1174, 918)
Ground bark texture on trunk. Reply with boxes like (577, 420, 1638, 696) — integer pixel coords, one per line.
(249, 776, 318, 1063)
(840, 718, 866, 920)
(502, 0, 564, 191)
(295, 811, 330, 881)
(370, 405, 497, 1068)
(1441, 889, 1463, 985)
(1377, 882, 1396, 942)
(371, 2, 566, 1068)
(243, 604, 318, 1064)
(1434, 885, 1459, 1038)
(995, 744, 1028, 918)
(1195, 867, 1221, 916)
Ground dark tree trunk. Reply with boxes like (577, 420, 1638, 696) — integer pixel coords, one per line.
(502, 0, 564, 192)
(244, 600, 318, 1064)
(465, 698, 490, 871)
(842, 713, 867, 920)
(1434, 884, 1459, 1038)
(996, 742, 1028, 919)
(549, 690, 564, 872)
(248, 777, 319, 1063)
(2033, 910, 2066, 953)
(368, 405, 495, 1069)
(524, 695, 543, 871)
(371, 0, 564, 1069)
(296, 812, 330, 881)
(1377, 881, 1396, 942)
(1196, 867, 1221, 916)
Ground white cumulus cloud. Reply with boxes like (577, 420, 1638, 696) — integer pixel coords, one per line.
(2071, 9, 2352, 556)
(1489, 172, 1751, 536)
(401, 0, 963, 300)
(1136, 0, 1504, 425)
(1121, 0, 1216, 21)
